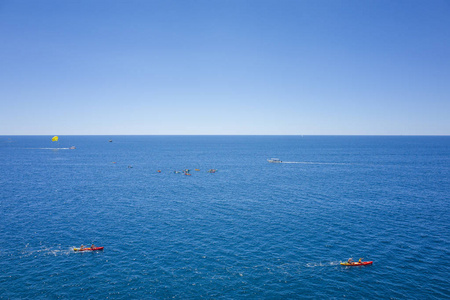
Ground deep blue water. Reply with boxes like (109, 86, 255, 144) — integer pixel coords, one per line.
(0, 136, 449, 299)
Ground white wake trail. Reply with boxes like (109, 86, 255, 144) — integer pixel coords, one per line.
(282, 161, 349, 165)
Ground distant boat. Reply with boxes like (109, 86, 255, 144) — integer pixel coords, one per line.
(69, 146, 76, 149)
(109, 140, 113, 142)
(267, 158, 282, 163)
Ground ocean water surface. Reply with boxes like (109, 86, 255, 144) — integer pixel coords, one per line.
(0, 136, 449, 299)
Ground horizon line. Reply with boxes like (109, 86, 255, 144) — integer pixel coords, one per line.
(1, 134, 449, 137)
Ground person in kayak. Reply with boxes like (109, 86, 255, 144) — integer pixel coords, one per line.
(80, 245, 86, 250)
(347, 258, 354, 264)
(91, 244, 96, 249)
(358, 258, 363, 263)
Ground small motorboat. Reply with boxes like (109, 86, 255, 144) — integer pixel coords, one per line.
(267, 158, 282, 163)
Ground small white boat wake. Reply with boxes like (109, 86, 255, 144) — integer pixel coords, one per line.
(282, 161, 349, 165)
(306, 261, 342, 267)
(38, 147, 71, 150)
(25, 148, 73, 150)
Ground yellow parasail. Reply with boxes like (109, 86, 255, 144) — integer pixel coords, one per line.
(52, 136, 59, 142)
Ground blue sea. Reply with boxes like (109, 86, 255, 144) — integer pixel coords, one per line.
(1, 136, 449, 299)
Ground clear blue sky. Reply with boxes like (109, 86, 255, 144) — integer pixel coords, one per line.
(1, 0, 449, 135)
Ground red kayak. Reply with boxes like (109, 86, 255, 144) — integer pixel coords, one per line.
(74, 247, 104, 252)
(340, 261, 373, 266)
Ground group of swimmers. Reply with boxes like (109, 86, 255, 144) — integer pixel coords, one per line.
(156, 169, 217, 174)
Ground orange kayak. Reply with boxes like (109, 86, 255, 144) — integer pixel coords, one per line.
(340, 261, 373, 266)
(74, 247, 104, 252)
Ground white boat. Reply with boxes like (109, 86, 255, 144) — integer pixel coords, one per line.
(267, 158, 282, 163)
